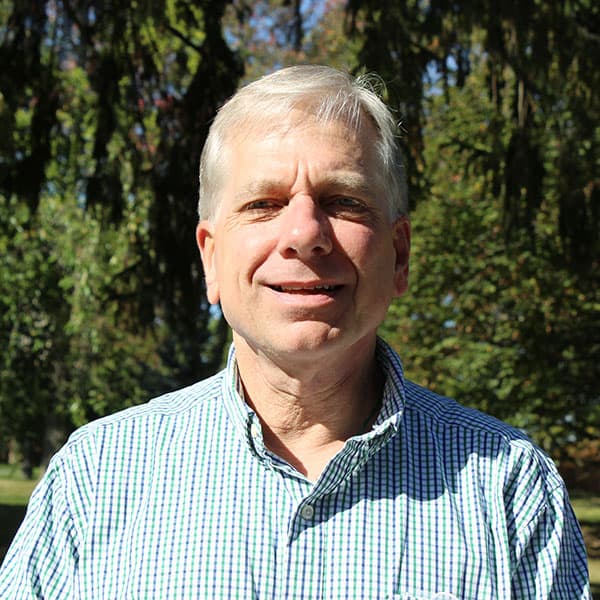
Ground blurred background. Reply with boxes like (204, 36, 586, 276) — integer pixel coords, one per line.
(0, 0, 598, 587)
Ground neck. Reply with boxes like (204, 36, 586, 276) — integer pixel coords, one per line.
(234, 335, 382, 481)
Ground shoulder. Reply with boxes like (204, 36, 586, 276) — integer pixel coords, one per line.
(403, 379, 528, 441)
(401, 379, 564, 490)
(378, 338, 531, 447)
(399, 385, 589, 596)
(27, 370, 227, 526)
(67, 370, 224, 443)
(46, 369, 227, 481)
(0, 373, 225, 595)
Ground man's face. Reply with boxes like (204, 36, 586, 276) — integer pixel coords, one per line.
(196, 113, 410, 364)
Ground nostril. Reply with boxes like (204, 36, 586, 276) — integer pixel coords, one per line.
(279, 221, 333, 257)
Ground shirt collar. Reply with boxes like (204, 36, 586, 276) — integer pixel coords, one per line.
(221, 337, 407, 453)
(373, 335, 407, 431)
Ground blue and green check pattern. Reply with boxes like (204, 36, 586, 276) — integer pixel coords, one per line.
(0, 339, 590, 598)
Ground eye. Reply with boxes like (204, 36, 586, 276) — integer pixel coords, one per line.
(328, 196, 368, 213)
(244, 199, 278, 211)
(323, 195, 379, 224)
(239, 198, 283, 221)
(335, 196, 362, 208)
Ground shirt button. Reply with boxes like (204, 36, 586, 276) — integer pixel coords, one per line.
(300, 504, 315, 520)
(250, 423, 261, 439)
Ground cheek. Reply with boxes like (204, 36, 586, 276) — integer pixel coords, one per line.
(349, 229, 397, 286)
(217, 228, 274, 285)
(334, 221, 372, 251)
(341, 226, 388, 265)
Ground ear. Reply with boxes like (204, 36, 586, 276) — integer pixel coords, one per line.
(196, 221, 220, 304)
(392, 216, 411, 297)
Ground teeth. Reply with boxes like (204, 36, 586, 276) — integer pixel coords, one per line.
(275, 285, 336, 292)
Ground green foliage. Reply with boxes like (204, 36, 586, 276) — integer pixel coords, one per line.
(0, 0, 240, 461)
(379, 29, 600, 454)
(229, 0, 600, 456)
(0, 0, 598, 465)
(224, 0, 361, 80)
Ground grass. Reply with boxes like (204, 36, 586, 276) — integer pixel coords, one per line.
(0, 464, 40, 506)
(0, 464, 599, 597)
(572, 495, 600, 525)
(0, 465, 41, 565)
(0, 477, 39, 506)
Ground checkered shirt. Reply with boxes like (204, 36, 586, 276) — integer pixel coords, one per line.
(0, 339, 590, 599)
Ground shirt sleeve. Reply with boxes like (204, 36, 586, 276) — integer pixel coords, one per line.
(0, 447, 92, 598)
(506, 445, 591, 599)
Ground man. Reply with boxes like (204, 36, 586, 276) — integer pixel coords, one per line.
(0, 66, 590, 599)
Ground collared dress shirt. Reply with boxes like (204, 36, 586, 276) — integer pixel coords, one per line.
(0, 339, 591, 599)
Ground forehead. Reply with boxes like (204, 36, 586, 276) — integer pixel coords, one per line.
(205, 115, 394, 228)
(227, 105, 376, 146)
(223, 112, 381, 182)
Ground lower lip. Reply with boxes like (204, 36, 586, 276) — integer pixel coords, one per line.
(266, 286, 341, 306)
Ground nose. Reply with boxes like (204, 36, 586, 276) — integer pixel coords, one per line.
(277, 196, 333, 259)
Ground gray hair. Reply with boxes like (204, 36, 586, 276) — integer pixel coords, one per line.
(198, 65, 408, 220)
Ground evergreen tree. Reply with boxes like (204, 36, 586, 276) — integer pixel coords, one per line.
(0, 0, 242, 465)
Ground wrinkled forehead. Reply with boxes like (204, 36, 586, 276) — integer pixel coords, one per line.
(208, 112, 387, 223)
(221, 101, 376, 152)
(218, 109, 382, 188)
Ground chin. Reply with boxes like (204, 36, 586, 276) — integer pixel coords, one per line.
(235, 322, 339, 359)
(272, 331, 339, 356)
(267, 324, 374, 361)
(232, 316, 378, 362)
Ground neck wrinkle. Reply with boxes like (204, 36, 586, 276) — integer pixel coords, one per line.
(232, 334, 383, 479)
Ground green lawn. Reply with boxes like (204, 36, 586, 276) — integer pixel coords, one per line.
(0, 465, 41, 565)
(1, 464, 599, 597)
(0, 476, 39, 506)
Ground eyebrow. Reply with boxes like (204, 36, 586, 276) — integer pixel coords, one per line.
(234, 180, 287, 203)
(317, 172, 375, 197)
(234, 172, 376, 203)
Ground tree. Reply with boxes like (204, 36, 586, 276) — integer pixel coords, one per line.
(223, 0, 361, 80)
(2, 0, 597, 468)
(358, 2, 600, 455)
(0, 0, 242, 466)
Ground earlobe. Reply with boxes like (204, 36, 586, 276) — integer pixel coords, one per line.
(196, 221, 220, 304)
(392, 216, 411, 297)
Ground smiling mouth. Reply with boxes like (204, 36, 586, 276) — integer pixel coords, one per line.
(269, 284, 342, 294)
